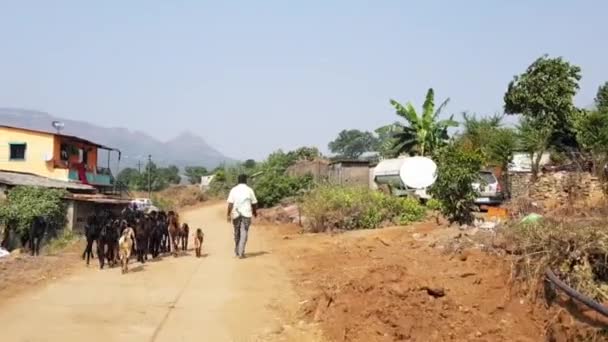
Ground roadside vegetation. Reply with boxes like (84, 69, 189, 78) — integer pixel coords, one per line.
(0, 186, 68, 251)
(208, 147, 319, 207)
(45, 229, 77, 255)
(503, 218, 608, 303)
(301, 185, 426, 232)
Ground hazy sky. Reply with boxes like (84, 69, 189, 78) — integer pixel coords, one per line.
(0, 1, 606, 160)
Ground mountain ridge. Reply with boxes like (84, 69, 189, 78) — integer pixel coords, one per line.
(0, 108, 234, 169)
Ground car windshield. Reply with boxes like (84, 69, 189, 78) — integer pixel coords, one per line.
(479, 172, 496, 184)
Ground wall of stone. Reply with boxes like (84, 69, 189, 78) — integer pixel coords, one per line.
(509, 171, 604, 205)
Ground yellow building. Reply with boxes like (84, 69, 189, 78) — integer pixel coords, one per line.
(0, 125, 119, 189)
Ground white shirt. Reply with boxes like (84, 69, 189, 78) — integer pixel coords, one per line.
(227, 184, 258, 219)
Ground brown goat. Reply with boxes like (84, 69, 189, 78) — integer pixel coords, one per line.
(194, 229, 204, 257)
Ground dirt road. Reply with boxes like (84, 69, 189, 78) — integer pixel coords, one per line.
(0, 204, 320, 342)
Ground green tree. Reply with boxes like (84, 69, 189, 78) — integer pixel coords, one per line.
(595, 82, 608, 113)
(430, 144, 483, 225)
(287, 146, 322, 161)
(116, 167, 140, 188)
(134, 162, 179, 191)
(504, 55, 582, 149)
(264, 150, 297, 171)
(243, 159, 257, 169)
(574, 110, 608, 178)
(456, 113, 517, 195)
(390, 88, 458, 156)
(459, 112, 502, 152)
(486, 128, 518, 197)
(517, 117, 552, 180)
(374, 123, 401, 158)
(253, 173, 313, 207)
(208, 147, 318, 205)
(184, 166, 209, 184)
(0, 186, 67, 237)
(159, 165, 181, 185)
(328, 129, 378, 159)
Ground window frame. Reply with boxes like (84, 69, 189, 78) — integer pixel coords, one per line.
(8, 142, 27, 161)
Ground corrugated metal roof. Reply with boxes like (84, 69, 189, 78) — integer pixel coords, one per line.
(68, 193, 131, 204)
(329, 159, 371, 165)
(0, 125, 118, 152)
(0, 170, 95, 191)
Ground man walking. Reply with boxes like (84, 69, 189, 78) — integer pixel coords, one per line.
(227, 174, 258, 259)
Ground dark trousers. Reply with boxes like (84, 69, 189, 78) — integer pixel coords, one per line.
(232, 216, 251, 257)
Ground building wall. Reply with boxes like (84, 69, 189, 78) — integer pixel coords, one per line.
(286, 160, 329, 181)
(54, 137, 98, 173)
(0, 127, 69, 180)
(67, 200, 126, 233)
(328, 163, 371, 187)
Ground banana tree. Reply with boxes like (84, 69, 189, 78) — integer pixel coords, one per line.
(374, 122, 401, 158)
(389, 88, 458, 156)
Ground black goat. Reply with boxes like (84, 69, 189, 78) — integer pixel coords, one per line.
(20, 217, 48, 256)
(148, 212, 163, 259)
(82, 215, 100, 266)
(97, 220, 119, 269)
(134, 216, 150, 263)
(180, 223, 189, 251)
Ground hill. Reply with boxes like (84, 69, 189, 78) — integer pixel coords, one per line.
(0, 108, 233, 170)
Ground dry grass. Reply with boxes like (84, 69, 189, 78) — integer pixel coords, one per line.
(133, 185, 207, 211)
(501, 218, 608, 303)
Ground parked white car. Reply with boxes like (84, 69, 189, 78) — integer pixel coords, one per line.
(131, 198, 153, 211)
(472, 171, 504, 205)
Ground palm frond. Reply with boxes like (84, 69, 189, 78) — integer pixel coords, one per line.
(390, 99, 419, 125)
(422, 88, 435, 117)
(437, 116, 459, 128)
(434, 97, 451, 119)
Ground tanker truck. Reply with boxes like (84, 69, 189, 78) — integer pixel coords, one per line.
(372, 157, 434, 200)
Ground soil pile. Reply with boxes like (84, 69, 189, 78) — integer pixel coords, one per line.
(274, 223, 547, 341)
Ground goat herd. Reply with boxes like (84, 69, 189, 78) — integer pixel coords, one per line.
(82, 207, 204, 274)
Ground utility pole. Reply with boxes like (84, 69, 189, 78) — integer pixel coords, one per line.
(147, 154, 152, 198)
(137, 160, 142, 173)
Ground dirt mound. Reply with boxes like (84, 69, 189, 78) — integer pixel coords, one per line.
(258, 204, 301, 225)
(272, 222, 549, 341)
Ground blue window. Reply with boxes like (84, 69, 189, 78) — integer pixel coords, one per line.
(9, 143, 26, 160)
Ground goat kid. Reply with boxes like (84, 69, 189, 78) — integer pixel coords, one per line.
(118, 226, 136, 274)
(194, 228, 204, 257)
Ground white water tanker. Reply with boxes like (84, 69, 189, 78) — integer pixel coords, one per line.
(373, 156, 437, 199)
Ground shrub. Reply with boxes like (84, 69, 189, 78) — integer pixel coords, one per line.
(0, 186, 67, 235)
(151, 195, 176, 211)
(386, 196, 427, 225)
(46, 229, 77, 255)
(502, 219, 608, 303)
(300, 185, 426, 232)
(208, 150, 315, 207)
(207, 168, 240, 197)
(254, 173, 313, 208)
(425, 198, 443, 211)
(430, 144, 483, 225)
